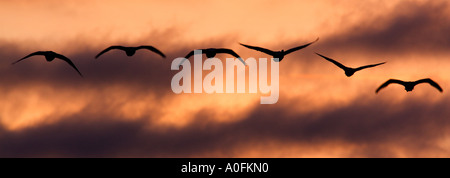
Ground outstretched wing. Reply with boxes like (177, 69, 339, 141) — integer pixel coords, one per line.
(355, 62, 386, 72)
(54, 53, 83, 77)
(95, 46, 127, 59)
(315, 53, 348, 70)
(177, 50, 198, 66)
(215, 48, 247, 65)
(376, 79, 405, 93)
(240, 43, 275, 56)
(12, 51, 48, 65)
(137, 46, 166, 58)
(285, 37, 319, 55)
(184, 50, 197, 59)
(416, 78, 443, 92)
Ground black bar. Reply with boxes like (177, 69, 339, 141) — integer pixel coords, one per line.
(0, 158, 435, 177)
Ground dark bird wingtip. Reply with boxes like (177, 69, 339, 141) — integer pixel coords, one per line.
(375, 88, 382, 94)
(11, 58, 25, 65)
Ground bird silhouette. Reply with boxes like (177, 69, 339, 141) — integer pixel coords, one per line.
(240, 37, 319, 62)
(178, 48, 246, 66)
(376, 78, 443, 93)
(315, 53, 386, 77)
(12, 51, 83, 77)
(95, 46, 166, 59)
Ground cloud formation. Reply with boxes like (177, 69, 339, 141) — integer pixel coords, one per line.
(0, 93, 449, 157)
(317, 1, 450, 55)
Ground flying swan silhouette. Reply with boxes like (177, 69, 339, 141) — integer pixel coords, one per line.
(12, 51, 83, 77)
(376, 78, 443, 93)
(315, 53, 386, 77)
(240, 37, 319, 62)
(95, 46, 166, 59)
(178, 48, 246, 66)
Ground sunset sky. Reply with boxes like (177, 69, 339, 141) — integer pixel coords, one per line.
(1, 0, 450, 157)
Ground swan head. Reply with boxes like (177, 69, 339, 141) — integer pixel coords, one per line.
(405, 86, 414, 92)
(45, 55, 54, 62)
(273, 52, 285, 62)
(125, 50, 136, 56)
(206, 52, 216, 58)
(345, 70, 355, 77)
